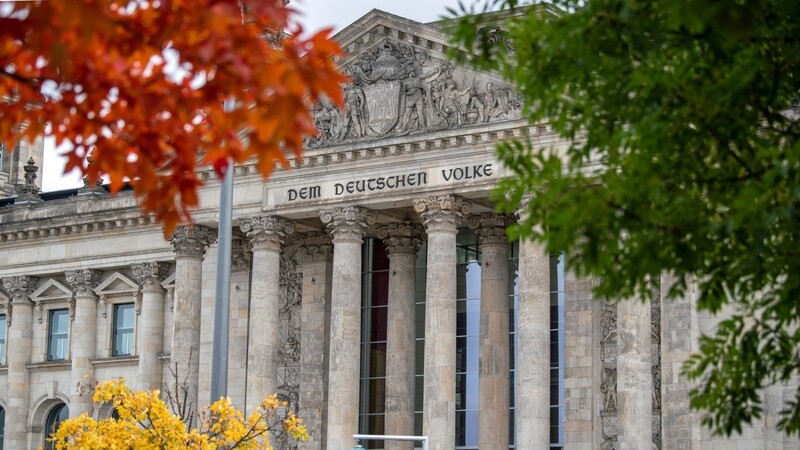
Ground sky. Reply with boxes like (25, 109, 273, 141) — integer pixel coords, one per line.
(41, 0, 465, 192)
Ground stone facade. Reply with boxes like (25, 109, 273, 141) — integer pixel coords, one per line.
(0, 8, 797, 450)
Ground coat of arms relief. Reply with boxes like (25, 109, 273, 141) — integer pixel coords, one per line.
(307, 41, 522, 148)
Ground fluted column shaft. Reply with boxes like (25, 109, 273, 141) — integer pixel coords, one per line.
(241, 216, 294, 411)
(170, 225, 216, 425)
(133, 262, 170, 392)
(2, 276, 38, 449)
(617, 296, 653, 449)
(66, 269, 101, 417)
(321, 207, 375, 450)
(296, 232, 334, 450)
(378, 223, 423, 450)
(414, 195, 470, 450)
(470, 214, 511, 450)
(515, 214, 551, 449)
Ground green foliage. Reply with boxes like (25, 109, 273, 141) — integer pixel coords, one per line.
(450, 0, 800, 436)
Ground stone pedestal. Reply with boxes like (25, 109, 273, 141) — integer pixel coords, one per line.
(132, 262, 170, 392)
(377, 222, 423, 450)
(515, 226, 550, 449)
(470, 213, 511, 450)
(66, 269, 102, 417)
(321, 207, 375, 450)
(617, 296, 653, 450)
(241, 216, 294, 411)
(169, 225, 216, 425)
(2, 276, 38, 449)
(414, 195, 470, 450)
(296, 232, 334, 450)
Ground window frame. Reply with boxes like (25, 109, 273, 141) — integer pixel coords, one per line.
(111, 303, 135, 357)
(0, 314, 6, 365)
(47, 309, 70, 362)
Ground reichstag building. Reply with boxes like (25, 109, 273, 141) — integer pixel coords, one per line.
(0, 8, 795, 450)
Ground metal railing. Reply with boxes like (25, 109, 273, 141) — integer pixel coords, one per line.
(352, 434, 429, 450)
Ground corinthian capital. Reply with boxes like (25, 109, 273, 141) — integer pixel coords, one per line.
(295, 232, 333, 264)
(65, 269, 102, 297)
(2, 275, 39, 303)
(132, 262, 171, 290)
(231, 238, 253, 272)
(376, 222, 424, 255)
(170, 225, 217, 258)
(320, 207, 375, 243)
(469, 213, 513, 246)
(240, 216, 294, 251)
(413, 195, 471, 233)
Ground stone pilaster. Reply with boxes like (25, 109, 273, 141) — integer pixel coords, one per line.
(469, 213, 512, 450)
(377, 222, 424, 449)
(320, 207, 375, 450)
(65, 269, 102, 417)
(228, 238, 252, 411)
(169, 225, 216, 425)
(413, 195, 471, 450)
(617, 294, 653, 449)
(514, 203, 551, 450)
(295, 232, 334, 450)
(1, 275, 38, 449)
(132, 262, 170, 392)
(240, 216, 294, 411)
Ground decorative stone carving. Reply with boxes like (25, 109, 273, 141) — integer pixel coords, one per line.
(294, 232, 333, 264)
(376, 222, 424, 255)
(275, 251, 303, 450)
(65, 269, 102, 297)
(600, 298, 618, 449)
(320, 207, 375, 243)
(413, 194, 471, 232)
(231, 238, 252, 272)
(307, 41, 521, 148)
(240, 216, 294, 251)
(169, 225, 217, 258)
(77, 156, 106, 197)
(469, 212, 513, 246)
(1, 275, 38, 323)
(14, 157, 43, 204)
(131, 262, 171, 291)
(651, 287, 663, 450)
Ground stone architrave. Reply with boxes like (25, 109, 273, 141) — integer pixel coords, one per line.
(617, 294, 653, 449)
(65, 269, 102, 418)
(132, 262, 171, 392)
(320, 207, 375, 450)
(240, 216, 294, 412)
(469, 213, 512, 450)
(377, 222, 424, 450)
(295, 232, 334, 450)
(169, 225, 216, 426)
(413, 195, 471, 450)
(1, 275, 38, 449)
(514, 200, 551, 450)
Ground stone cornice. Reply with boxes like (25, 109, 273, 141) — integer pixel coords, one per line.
(240, 215, 294, 251)
(0, 213, 159, 244)
(320, 207, 376, 244)
(413, 194, 471, 233)
(376, 222, 424, 255)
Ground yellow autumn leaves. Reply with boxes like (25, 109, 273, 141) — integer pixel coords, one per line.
(48, 379, 308, 449)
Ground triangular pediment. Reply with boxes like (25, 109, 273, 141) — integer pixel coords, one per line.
(94, 272, 139, 296)
(0, 290, 8, 306)
(306, 9, 522, 150)
(30, 279, 72, 302)
(160, 272, 176, 290)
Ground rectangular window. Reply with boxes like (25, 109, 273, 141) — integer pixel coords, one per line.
(47, 309, 69, 361)
(0, 314, 6, 364)
(112, 303, 135, 356)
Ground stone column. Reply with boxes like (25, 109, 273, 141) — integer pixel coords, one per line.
(132, 262, 170, 392)
(377, 222, 424, 449)
(2, 276, 38, 449)
(240, 216, 294, 411)
(617, 295, 653, 449)
(169, 225, 216, 425)
(413, 195, 471, 450)
(296, 232, 334, 450)
(469, 213, 512, 450)
(65, 269, 102, 417)
(515, 206, 551, 450)
(320, 206, 375, 450)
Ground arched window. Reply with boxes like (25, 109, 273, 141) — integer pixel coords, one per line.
(0, 405, 6, 450)
(43, 403, 68, 450)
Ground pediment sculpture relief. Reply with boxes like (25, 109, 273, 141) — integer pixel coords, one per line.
(307, 41, 522, 148)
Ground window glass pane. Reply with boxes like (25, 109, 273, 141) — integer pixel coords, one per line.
(113, 304, 134, 356)
(0, 315, 6, 363)
(44, 404, 69, 450)
(48, 310, 68, 361)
